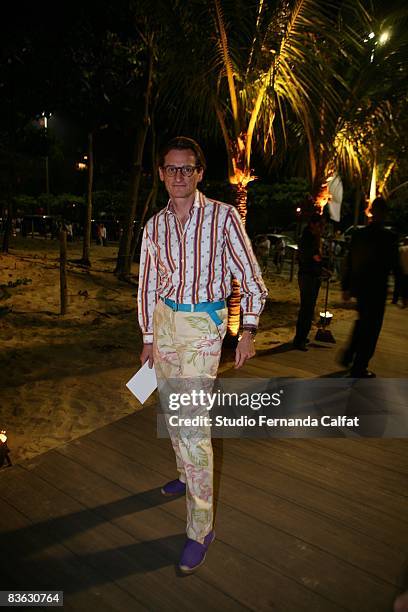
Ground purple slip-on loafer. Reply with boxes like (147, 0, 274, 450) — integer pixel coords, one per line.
(179, 530, 216, 574)
(161, 478, 186, 497)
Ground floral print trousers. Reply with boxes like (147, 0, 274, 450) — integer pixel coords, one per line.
(153, 298, 228, 543)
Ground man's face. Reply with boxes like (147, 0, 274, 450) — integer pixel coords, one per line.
(159, 148, 203, 201)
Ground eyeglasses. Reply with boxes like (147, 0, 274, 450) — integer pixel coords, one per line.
(162, 165, 200, 177)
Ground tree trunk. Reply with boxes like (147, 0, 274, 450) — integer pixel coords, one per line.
(227, 181, 248, 337)
(2, 202, 13, 254)
(115, 125, 150, 276)
(131, 178, 158, 263)
(3, 60, 16, 254)
(233, 182, 249, 226)
(81, 131, 94, 267)
(115, 40, 154, 278)
(131, 116, 158, 263)
(2, 218, 11, 253)
(59, 230, 68, 314)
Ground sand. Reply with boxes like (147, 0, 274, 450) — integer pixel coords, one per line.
(0, 236, 353, 465)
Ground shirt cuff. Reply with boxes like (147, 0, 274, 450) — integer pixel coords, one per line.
(143, 332, 154, 344)
(243, 314, 259, 328)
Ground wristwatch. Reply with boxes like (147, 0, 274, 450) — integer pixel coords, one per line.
(242, 327, 257, 338)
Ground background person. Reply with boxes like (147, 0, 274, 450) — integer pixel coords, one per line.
(273, 236, 286, 273)
(255, 234, 271, 274)
(293, 213, 323, 351)
(96, 223, 103, 245)
(392, 236, 408, 307)
(100, 223, 107, 246)
(341, 197, 401, 377)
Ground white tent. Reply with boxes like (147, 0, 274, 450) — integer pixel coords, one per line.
(327, 174, 343, 222)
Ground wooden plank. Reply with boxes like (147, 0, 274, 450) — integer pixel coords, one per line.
(0, 492, 145, 612)
(116, 410, 408, 547)
(0, 464, 245, 612)
(256, 347, 338, 374)
(351, 439, 408, 461)
(263, 439, 408, 490)
(225, 439, 406, 520)
(232, 304, 408, 379)
(213, 502, 399, 612)
(309, 439, 408, 476)
(50, 435, 347, 611)
(128, 405, 407, 521)
(231, 360, 314, 379)
(109, 419, 408, 561)
(72, 424, 404, 611)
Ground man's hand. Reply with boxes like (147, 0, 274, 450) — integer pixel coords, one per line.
(140, 343, 154, 368)
(235, 331, 256, 369)
(342, 290, 352, 302)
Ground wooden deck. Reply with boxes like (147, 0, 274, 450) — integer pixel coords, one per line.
(231, 302, 408, 379)
(1, 305, 407, 611)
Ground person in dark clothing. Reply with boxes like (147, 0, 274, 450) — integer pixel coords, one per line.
(293, 213, 323, 351)
(392, 237, 408, 307)
(341, 197, 400, 377)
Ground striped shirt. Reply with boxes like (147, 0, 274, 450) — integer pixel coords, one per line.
(138, 190, 267, 343)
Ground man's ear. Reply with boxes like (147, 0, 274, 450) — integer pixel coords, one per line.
(158, 167, 165, 182)
(197, 168, 204, 183)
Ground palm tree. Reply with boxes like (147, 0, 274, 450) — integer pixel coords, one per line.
(305, 5, 407, 218)
(114, 26, 157, 277)
(167, 0, 368, 333)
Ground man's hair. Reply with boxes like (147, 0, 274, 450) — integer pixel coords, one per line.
(371, 197, 387, 217)
(158, 137, 207, 171)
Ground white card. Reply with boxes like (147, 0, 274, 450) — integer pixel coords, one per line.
(126, 362, 157, 404)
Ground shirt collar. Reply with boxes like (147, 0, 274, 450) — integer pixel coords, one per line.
(165, 190, 205, 215)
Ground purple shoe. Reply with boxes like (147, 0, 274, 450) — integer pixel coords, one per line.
(179, 530, 215, 574)
(161, 478, 186, 497)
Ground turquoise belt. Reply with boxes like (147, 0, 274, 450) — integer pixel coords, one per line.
(161, 297, 226, 326)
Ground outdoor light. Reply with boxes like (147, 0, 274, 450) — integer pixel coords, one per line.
(368, 32, 375, 39)
(316, 308, 335, 343)
(319, 311, 333, 325)
(379, 31, 390, 45)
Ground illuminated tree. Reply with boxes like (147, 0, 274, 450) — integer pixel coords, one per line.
(304, 5, 407, 218)
(168, 0, 367, 333)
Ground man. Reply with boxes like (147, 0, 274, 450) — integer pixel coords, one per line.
(293, 213, 323, 351)
(255, 234, 271, 274)
(273, 236, 286, 274)
(392, 236, 408, 307)
(138, 137, 267, 574)
(341, 197, 400, 377)
(100, 223, 107, 246)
